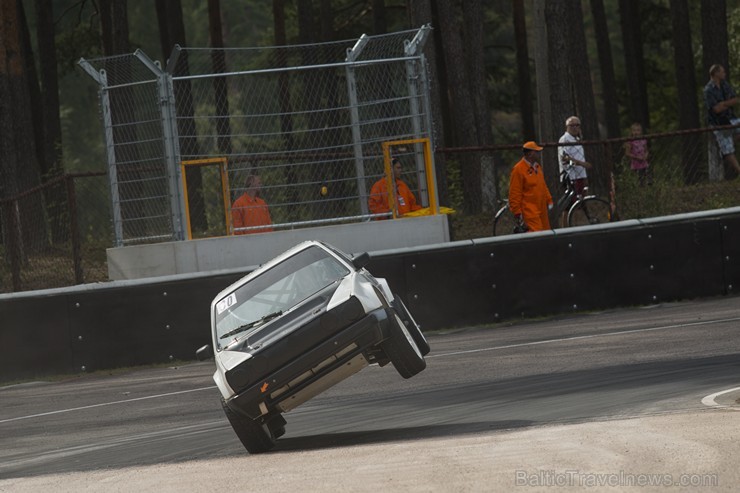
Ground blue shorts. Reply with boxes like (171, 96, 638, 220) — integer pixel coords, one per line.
(713, 117, 740, 156)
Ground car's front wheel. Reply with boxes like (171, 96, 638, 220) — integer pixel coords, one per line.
(392, 294, 430, 356)
(221, 398, 278, 454)
(382, 312, 426, 379)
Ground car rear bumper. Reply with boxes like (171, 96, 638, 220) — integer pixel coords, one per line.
(226, 307, 392, 419)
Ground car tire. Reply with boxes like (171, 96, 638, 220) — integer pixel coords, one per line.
(382, 311, 426, 379)
(391, 294, 430, 356)
(265, 413, 287, 439)
(221, 398, 276, 454)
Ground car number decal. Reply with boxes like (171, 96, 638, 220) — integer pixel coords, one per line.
(216, 293, 237, 314)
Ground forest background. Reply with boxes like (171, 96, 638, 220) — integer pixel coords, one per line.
(2, 0, 740, 291)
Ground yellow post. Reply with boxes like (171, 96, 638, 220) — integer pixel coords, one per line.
(380, 138, 437, 217)
(180, 157, 230, 239)
(381, 142, 397, 219)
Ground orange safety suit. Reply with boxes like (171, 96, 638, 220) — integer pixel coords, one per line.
(368, 178, 422, 217)
(508, 158, 553, 232)
(232, 193, 273, 234)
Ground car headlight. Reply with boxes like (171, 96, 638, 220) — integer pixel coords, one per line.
(225, 366, 253, 392)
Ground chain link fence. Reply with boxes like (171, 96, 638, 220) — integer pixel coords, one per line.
(0, 173, 111, 293)
(78, 27, 436, 244)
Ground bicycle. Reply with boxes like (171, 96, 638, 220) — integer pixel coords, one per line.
(492, 162, 613, 236)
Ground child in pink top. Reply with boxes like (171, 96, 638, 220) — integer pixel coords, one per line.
(624, 122, 651, 185)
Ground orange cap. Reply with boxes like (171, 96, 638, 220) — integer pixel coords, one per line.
(522, 141, 543, 151)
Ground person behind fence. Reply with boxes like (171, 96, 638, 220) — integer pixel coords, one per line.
(231, 174, 273, 234)
(558, 115, 593, 196)
(368, 157, 421, 218)
(623, 122, 651, 186)
(704, 63, 740, 178)
(508, 141, 553, 233)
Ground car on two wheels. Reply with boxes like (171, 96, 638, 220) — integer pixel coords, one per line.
(196, 240, 429, 453)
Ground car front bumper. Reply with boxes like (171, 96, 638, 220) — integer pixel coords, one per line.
(226, 306, 392, 419)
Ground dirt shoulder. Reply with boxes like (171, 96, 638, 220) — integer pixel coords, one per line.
(2, 408, 737, 492)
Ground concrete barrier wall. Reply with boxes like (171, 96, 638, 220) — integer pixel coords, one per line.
(107, 214, 449, 280)
(2, 209, 739, 381)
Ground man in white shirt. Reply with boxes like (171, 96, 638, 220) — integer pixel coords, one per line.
(558, 116, 593, 226)
(558, 116, 592, 195)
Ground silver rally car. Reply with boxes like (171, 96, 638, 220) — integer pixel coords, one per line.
(197, 240, 429, 453)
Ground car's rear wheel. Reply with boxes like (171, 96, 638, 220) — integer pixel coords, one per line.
(391, 294, 430, 356)
(221, 398, 277, 454)
(265, 413, 287, 439)
(382, 312, 426, 379)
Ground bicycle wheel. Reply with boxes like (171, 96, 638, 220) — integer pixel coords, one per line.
(492, 204, 518, 236)
(567, 197, 611, 227)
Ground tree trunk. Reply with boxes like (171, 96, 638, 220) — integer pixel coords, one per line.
(670, 0, 702, 184)
(619, 0, 649, 128)
(532, 0, 556, 189)
(463, 0, 496, 210)
(437, 0, 481, 213)
(372, 0, 387, 34)
(0, 0, 47, 260)
(99, 0, 113, 56)
(463, 0, 492, 148)
(408, 0, 448, 207)
(208, 0, 232, 156)
(545, 0, 573, 138)
(110, 0, 130, 56)
(34, 0, 67, 243)
(273, 0, 298, 217)
(33, 0, 62, 176)
(564, 0, 606, 193)
(100, 0, 137, 241)
(156, 0, 207, 232)
(542, 0, 607, 194)
(700, 0, 728, 79)
(318, 0, 347, 216)
(19, 0, 43, 177)
(273, 0, 292, 147)
(512, 0, 535, 140)
(155, 0, 170, 61)
(297, 0, 326, 218)
(590, 0, 620, 139)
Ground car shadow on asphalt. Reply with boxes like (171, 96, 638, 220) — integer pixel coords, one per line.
(272, 419, 534, 452)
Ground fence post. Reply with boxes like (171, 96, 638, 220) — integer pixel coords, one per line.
(480, 153, 497, 211)
(345, 35, 370, 216)
(603, 141, 619, 220)
(5, 199, 22, 291)
(78, 58, 125, 247)
(404, 27, 432, 205)
(418, 52, 442, 209)
(138, 49, 186, 241)
(707, 133, 724, 181)
(65, 175, 84, 284)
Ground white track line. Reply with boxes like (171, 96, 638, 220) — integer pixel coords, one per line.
(3, 316, 738, 424)
(0, 386, 216, 424)
(701, 387, 740, 411)
(427, 317, 740, 359)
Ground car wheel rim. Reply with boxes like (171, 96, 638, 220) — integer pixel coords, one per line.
(397, 314, 422, 359)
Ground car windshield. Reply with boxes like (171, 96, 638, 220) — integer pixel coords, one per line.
(214, 246, 350, 341)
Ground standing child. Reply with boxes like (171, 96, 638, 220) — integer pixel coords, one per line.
(624, 123, 651, 185)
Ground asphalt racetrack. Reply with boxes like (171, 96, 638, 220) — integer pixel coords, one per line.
(2, 297, 739, 491)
